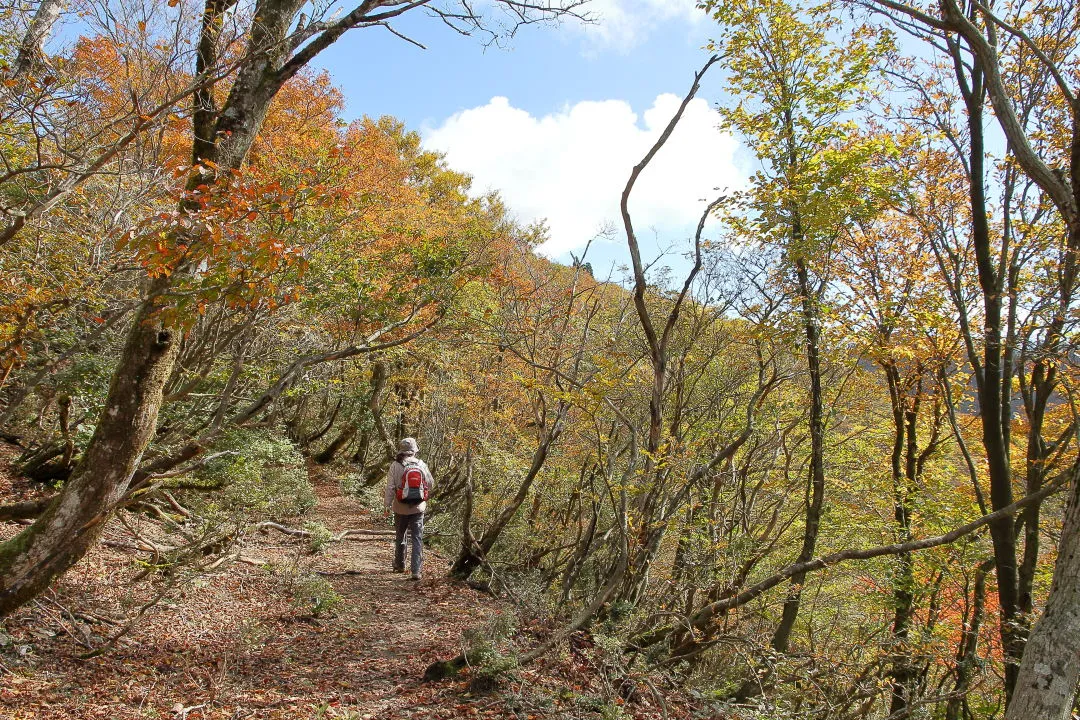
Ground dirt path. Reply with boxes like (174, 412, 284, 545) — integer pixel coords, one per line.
(0, 467, 505, 720)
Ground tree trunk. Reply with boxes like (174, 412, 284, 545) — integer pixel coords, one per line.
(771, 256, 825, 653)
(314, 422, 358, 464)
(1005, 473, 1080, 720)
(0, 0, 583, 620)
(11, 0, 65, 78)
(451, 421, 561, 580)
(0, 298, 177, 615)
(948, 47, 1025, 699)
(0, 0, 292, 618)
(0, 496, 55, 522)
(946, 560, 990, 720)
(888, 372, 919, 716)
(299, 397, 342, 448)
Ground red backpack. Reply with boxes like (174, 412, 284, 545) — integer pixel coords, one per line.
(396, 459, 428, 505)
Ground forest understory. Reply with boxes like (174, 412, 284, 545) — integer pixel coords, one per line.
(0, 448, 690, 720)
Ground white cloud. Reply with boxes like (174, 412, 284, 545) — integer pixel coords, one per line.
(422, 94, 743, 257)
(575, 0, 703, 52)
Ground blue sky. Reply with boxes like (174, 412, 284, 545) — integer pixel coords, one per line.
(312, 3, 712, 130)
(310, 1, 748, 274)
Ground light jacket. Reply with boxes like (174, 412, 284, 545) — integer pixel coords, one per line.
(385, 453, 434, 515)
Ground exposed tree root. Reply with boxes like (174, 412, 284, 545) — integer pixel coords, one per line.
(255, 521, 394, 541)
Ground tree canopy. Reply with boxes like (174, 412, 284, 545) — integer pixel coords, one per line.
(1, 0, 1079, 717)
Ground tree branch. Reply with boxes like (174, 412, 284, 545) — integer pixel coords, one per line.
(676, 463, 1076, 643)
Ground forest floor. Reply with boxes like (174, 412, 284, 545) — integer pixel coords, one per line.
(0, 452, 687, 720)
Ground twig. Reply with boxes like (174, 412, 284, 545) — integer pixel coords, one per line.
(178, 703, 206, 719)
(102, 539, 179, 553)
(236, 555, 267, 567)
(117, 513, 176, 553)
(256, 521, 309, 538)
(639, 673, 669, 717)
(79, 584, 173, 659)
(73, 611, 121, 627)
(315, 569, 365, 576)
(33, 598, 91, 649)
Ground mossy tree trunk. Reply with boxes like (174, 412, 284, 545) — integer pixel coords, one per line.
(0, 299, 177, 614)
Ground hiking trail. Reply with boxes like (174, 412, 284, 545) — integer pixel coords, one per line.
(0, 464, 507, 719)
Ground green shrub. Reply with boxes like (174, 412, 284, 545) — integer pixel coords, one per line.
(338, 473, 364, 497)
(573, 693, 628, 720)
(291, 573, 342, 617)
(178, 428, 316, 521)
(303, 521, 334, 553)
(340, 474, 385, 510)
(461, 614, 519, 690)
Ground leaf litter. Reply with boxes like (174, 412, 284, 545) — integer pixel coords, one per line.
(0, 459, 692, 719)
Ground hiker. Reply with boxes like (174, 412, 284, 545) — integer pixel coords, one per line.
(384, 437, 434, 580)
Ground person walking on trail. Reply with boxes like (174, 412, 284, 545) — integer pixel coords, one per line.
(385, 437, 434, 581)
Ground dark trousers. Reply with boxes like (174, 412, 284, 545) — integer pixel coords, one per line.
(394, 512, 424, 576)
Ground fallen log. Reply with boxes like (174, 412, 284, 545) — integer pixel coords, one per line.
(255, 521, 395, 541)
(336, 528, 396, 539)
(0, 496, 55, 521)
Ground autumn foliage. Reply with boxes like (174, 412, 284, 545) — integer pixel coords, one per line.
(1, 0, 1080, 717)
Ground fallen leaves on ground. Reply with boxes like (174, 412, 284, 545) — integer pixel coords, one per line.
(0, 459, 696, 719)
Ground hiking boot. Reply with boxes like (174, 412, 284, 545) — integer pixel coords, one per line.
(407, 573, 421, 581)
(392, 567, 405, 573)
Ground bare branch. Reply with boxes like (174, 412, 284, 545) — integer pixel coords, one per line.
(621, 54, 720, 363)
(678, 464, 1076, 639)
